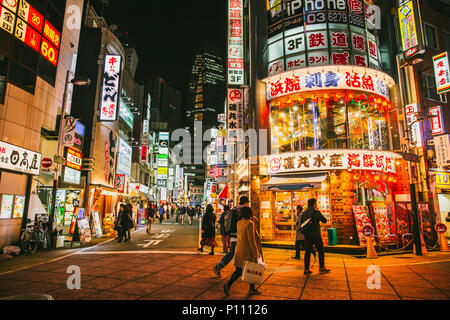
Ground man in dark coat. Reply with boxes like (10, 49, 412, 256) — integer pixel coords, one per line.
(301, 198, 331, 275)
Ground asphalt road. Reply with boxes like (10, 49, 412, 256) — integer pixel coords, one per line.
(82, 217, 203, 253)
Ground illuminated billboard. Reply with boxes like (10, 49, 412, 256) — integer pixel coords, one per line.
(100, 55, 122, 122)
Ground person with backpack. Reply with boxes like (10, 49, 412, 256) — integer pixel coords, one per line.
(292, 205, 316, 260)
(213, 197, 247, 277)
(301, 198, 331, 275)
(219, 205, 232, 254)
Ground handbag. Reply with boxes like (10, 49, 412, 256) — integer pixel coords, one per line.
(242, 260, 265, 285)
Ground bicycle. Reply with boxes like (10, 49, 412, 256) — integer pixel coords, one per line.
(20, 214, 51, 255)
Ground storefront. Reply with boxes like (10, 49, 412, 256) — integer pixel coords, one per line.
(0, 141, 41, 249)
(432, 171, 450, 239)
(259, 64, 407, 246)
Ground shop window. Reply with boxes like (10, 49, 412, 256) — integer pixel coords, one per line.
(8, 61, 36, 94)
(423, 73, 447, 102)
(270, 92, 388, 153)
(0, 194, 25, 219)
(423, 23, 439, 49)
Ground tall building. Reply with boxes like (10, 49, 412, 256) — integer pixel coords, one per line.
(184, 49, 226, 194)
(186, 49, 226, 128)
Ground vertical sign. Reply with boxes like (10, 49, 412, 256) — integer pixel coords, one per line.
(100, 55, 122, 121)
(433, 52, 450, 95)
(398, 0, 424, 58)
(405, 103, 423, 148)
(429, 106, 445, 136)
(434, 135, 450, 167)
(227, 0, 244, 85)
(227, 88, 244, 143)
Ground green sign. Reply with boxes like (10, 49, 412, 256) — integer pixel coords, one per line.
(158, 154, 169, 160)
(120, 102, 134, 129)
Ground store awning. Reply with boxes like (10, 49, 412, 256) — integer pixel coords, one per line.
(262, 174, 328, 192)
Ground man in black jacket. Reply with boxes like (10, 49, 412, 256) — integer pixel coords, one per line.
(301, 198, 331, 275)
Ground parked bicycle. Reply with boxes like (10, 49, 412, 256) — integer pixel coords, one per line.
(20, 214, 51, 255)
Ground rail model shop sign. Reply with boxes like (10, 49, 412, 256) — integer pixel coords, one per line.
(264, 65, 393, 101)
(0, 140, 41, 175)
(0, 0, 61, 66)
(267, 150, 401, 175)
(100, 55, 122, 122)
(397, 0, 424, 58)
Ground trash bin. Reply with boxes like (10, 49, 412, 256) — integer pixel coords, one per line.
(328, 228, 337, 246)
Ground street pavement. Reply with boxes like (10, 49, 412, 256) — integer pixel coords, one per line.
(0, 217, 449, 300)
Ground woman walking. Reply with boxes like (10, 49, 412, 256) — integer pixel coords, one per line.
(117, 204, 129, 243)
(198, 204, 218, 255)
(126, 203, 134, 239)
(223, 206, 262, 297)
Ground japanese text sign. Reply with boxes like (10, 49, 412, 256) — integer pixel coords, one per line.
(434, 134, 450, 167)
(66, 147, 82, 171)
(433, 52, 450, 95)
(227, 88, 244, 142)
(0, 5, 15, 34)
(18, 0, 43, 32)
(267, 150, 400, 175)
(0, 140, 41, 175)
(429, 106, 445, 136)
(398, 0, 423, 57)
(14, 17, 40, 51)
(100, 55, 122, 122)
(264, 65, 393, 101)
(405, 103, 423, 148)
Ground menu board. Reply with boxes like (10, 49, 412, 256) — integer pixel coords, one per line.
(0, 195, 14, 219)
(12, 195, 25, 219)
(317, 192, 331, 223)
(77, 218, 92, 243)
(92, 211, 103, 238)
(371, 202, 395, 244)
(352, 206, 373, 246)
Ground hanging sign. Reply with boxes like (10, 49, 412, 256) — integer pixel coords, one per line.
(227, 0, 244, 85)
(429, 106, 445, 136)
(227, 88, 244, 142)
(433, 52, 450, 95)
(100, 55, 122, 121)
(0, 140, 41, 175)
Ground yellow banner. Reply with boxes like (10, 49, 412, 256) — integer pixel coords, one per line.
(436, 172, 450, 190)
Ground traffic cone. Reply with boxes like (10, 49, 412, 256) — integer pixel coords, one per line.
(439, 234, 450, 252)
(366, 236, 378, 259)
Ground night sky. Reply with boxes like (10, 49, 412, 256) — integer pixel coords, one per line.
(102, 0, 227, 97)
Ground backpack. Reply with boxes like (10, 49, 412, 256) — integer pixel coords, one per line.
(223, 210, 234, 234)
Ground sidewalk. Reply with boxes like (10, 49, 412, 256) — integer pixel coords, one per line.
(0, 248, 449, 300)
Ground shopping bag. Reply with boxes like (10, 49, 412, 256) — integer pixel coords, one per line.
(242, 261, 265, 284)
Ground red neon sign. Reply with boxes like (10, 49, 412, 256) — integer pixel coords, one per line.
(40, 37, 58, 66)
(18, 0, 43, 32)
(42, 19, 60, 49)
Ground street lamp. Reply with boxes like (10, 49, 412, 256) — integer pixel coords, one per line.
(49, 71, 91, 246)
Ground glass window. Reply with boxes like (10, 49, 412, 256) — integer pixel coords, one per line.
(423, 72, 447, 102)
(270, 92, 389, 153)
(424, 23, 438, 49)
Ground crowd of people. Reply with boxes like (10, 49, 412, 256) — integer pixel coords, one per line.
(198, 196, 331, 297)
(114, 195, 331, 297)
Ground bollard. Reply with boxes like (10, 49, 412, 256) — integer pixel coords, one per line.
(366, 235, 378, 259)
(414, 232, 428, 255)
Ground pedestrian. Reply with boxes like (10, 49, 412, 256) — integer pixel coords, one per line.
(126, 203, 134, 239)
(180, 205, 187, 225)
(301, 198, 331, 275)
(159, 205, 165, 224)
(219, 205, 232, 254)
(196, 205, 202, 219)
(146, 204, 156, 234)
(198, 204, 218, 255)
(292, 205, 316, 260)
(223, 206, 262, 297)
(171, 205, 175, 220)
(188, 205, 195, 225)
(117, 204, 128, 243)
(213, 198, 246, 278)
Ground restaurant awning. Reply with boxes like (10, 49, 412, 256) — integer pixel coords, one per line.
(261, 174, 328, 192)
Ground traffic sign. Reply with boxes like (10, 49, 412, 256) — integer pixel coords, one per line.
(362, 225, 375, 237)
(41, 158, 53, 168)
(435, 223, 447, 234)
